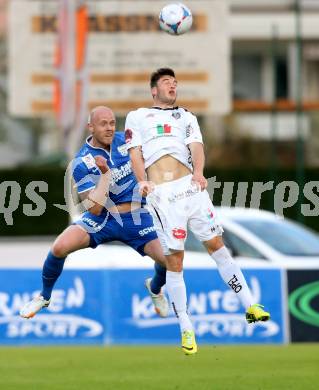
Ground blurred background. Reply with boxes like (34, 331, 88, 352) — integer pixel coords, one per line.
(1, 2, 319, 384)
(0, 0, 318, 236)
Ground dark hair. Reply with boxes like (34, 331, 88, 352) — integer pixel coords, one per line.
(150, 68, 176, 88)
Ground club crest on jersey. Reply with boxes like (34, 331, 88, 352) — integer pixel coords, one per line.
(82, 153, 96, 169)
(117, 144, 128, 156)
(172, 112, 181, 119)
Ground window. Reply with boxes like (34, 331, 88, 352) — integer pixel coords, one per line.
(185, 228, 265, 260)
(275, 57, 288, 99)
(223, 229, 266, 259)
(233, 55, 262, 100)
(235, 218, 319, 257)
(233, 52, 288, 101)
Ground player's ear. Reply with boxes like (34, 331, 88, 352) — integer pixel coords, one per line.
(88, 122, 94, 134)
(151, 86, 157, 98)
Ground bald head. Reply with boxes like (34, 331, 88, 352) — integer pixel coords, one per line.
(88, 106, 115, 125)
(88, 106, 116, 149)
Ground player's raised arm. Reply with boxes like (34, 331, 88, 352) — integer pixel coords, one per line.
(75, 156, 111, 216)
(129, 146, 154, 197)
(128, 146, 146, 183)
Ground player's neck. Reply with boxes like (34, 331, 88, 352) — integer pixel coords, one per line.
(90, 137, 111, 151)
(152, 100, 174, 110)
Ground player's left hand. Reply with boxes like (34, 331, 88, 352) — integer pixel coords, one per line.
(191, 172, 207, 191)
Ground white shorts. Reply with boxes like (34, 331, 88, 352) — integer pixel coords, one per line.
(147, 174, 223, 255)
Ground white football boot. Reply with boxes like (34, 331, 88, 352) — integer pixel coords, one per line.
(20, 296, 50, 319)
(145, 278, 169, 318)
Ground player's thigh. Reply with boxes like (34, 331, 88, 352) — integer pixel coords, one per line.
(52, 225, 90, 257)
(188, 190, 223, 242)
(148, 200, 188, 254)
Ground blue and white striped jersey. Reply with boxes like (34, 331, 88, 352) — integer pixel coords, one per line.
(73, 132, 145, 212)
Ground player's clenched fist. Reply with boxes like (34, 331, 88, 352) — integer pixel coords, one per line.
(191, 172, 207, 191)
(138, 181, 155, 197)
(94, 156, 109, 174)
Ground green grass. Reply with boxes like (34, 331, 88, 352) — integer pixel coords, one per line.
(0, 344, 318, 390)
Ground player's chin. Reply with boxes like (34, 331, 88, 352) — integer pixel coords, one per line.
(103, 135, 114, 144)
(167, 96, 176, 105)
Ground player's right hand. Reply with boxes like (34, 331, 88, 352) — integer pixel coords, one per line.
(138, 181, 155, 197)
(94, 156, 109, 174)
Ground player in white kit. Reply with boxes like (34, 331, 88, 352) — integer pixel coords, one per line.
(125, 68, 270, 355)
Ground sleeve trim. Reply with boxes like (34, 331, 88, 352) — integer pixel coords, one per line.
(77, 185, 96, 194)
(185, 139, 203, 146)
(127, 142, 142, 150)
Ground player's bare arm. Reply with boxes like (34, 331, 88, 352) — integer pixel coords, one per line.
(129, 146, 155, 196)
(79, 156, 111, 216)
(188, 142, 207, 190)
(128, 146, 145, 182)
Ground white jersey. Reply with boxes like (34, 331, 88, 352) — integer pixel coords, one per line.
(124, 106, 203, 170)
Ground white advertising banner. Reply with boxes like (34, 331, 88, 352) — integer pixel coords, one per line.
(9, 0, 231, 116)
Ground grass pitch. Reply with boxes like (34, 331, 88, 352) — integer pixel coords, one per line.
(0, 344, 318, 390)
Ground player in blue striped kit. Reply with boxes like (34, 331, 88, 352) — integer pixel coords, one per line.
(20, 106, 168, 319)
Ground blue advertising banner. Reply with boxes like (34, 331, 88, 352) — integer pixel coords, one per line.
(0, 268, 285, 345)
(0, 270, 105, 345)
(109, 268, 286, 345)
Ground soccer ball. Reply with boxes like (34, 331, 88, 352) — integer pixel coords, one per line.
(159, 3, 193, 35)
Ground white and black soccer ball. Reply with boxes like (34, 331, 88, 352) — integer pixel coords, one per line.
(159, 3, 193, 35)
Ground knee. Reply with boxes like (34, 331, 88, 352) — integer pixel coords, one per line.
(205, 236, 224, 254)
(166, 251, 184, 272)
(172, 264, 183, 273)
(51, 239, 69, 258)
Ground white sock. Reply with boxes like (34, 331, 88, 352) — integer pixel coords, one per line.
(166, 271, 193, 332)
(211, 246, 254, 309)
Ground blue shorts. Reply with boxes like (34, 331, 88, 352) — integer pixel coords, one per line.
(73, 208, 158, 256)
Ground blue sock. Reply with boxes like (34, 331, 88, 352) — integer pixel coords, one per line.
(41, 251, 66, 301)
(150, 263, 166, 294)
